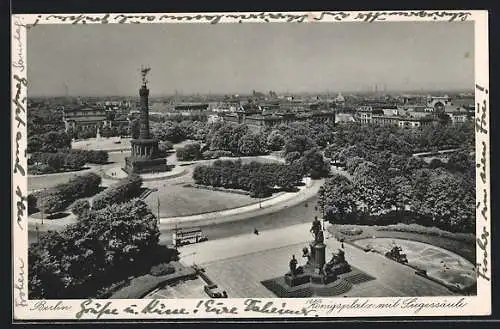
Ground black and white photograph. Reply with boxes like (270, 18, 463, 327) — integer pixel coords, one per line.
(12, 11, 490, 319)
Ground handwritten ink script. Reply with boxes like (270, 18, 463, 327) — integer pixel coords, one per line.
(25, 11, 473, 27)
(29, 301, 72, 312)
(244, 299, 315, 316)
(15, 186, 26, 230)
(475, 84, 490, 283)
(72, 297, 470, 319)
(12, 72, 27, 231)
(13, 74, 27, 176)
(476, 226, 490, 281)
(12, 18, 25, 72)
(14, 258, 27, 307)
(306, 298, 467, 315)
(75, 299, 319, 319)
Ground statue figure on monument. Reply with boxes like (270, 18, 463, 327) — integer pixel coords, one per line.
(140, 65, 151, 86)
(337, 248, 346, 263)
(310, 216, 323, 243)
(289, 255, 298, 276)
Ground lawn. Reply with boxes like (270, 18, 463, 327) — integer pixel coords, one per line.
(144, 184, 261, 217)
(144, 155, 283, 218)
(329, 224, 476, 263)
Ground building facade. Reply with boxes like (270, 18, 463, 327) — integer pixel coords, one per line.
(63, 107, 107, 131)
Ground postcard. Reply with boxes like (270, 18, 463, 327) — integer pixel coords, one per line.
(12, 10, 490, 320)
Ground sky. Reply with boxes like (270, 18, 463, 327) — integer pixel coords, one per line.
(27, 21, 474, 97)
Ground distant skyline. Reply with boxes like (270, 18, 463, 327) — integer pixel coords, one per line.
(27, 22, 474, 97)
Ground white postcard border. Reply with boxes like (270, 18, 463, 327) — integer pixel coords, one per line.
(12, 10, 491, 320)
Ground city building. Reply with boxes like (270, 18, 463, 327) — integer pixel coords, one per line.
(448, 112, 470, 124)
(63, 106, 107, 131)
(222, 110, 336, 129)
(427, 95, 451, 112)
(355, 104, 435, 128)
(174, 103, 210, 116)
(335, 113, 356, 124)
(334, 92, 346, 108)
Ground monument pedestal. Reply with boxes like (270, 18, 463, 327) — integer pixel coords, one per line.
(284, 273, 310, 287)
(124, 139, 167, 174)
(283, 221, 352, 291)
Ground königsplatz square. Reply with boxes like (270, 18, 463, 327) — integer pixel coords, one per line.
(11, 10, 490, 321)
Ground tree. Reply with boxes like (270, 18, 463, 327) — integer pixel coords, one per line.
(386, 176, 412, 213)
(27, 135, 43, 153)
(64, 153, 87, 170)
(275, 164, 302, 191)
(403, 156, 425, 174)
(301, 148, 330, 179)
(409, 168, 433, 214)
(249, 172, 271, 198)
(208, 123, 248, 154)
(285, 151, 301, 165)
(36, 190, 65, 214)
(40, 131, 71, 153)
(314, 132, 333, 148)
(28, 231, 68, 299)
(71, 199, 90, 217)
(266, 130, 285, 151)
(46, 153, 66, 171)
(29, 199, 160, 299)
(318, 174, 358, 223)
(428, 158, 445, 169)
(324, 143, 343, 162)
(91, 174, 142, 210)
(176, 143, 201, 161)
(352, 161, 386, 215)
(345, 156, 365, 175)
(447, 150, 473, 174)
(238, 133, 265, 156)
(419, 172, 475, 232)
(283, 135, 316, 156)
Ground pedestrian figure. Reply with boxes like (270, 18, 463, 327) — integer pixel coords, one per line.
(254, 228, 259, 235)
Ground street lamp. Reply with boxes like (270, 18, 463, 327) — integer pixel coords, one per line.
(35, 223, 40, 243)
(322, 207, 326, 231)
(40, 188, 46, 226)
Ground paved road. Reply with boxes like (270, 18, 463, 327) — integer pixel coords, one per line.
(158, 194, 320, 246)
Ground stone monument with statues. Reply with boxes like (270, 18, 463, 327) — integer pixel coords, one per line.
(124, 66, 168, 174)
(284, 217, 351, 287)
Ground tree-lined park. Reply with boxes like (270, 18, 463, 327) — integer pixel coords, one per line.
(27, 109, 476, 299)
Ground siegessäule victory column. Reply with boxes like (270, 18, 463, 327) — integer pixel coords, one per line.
(124, 66, 168, 174)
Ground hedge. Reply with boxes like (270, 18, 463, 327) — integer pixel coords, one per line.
(91, 174, 143, 210)
(28, 150, 109, 174)
(71, 199, 91, 217)
(202, 150, 234, 159)
(176, 143, 201, 161)
(68, 149, 109, 164)
(28, 193, 39, 215)
(35, 173, 102, 214)
(376, 223, 475, 244)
